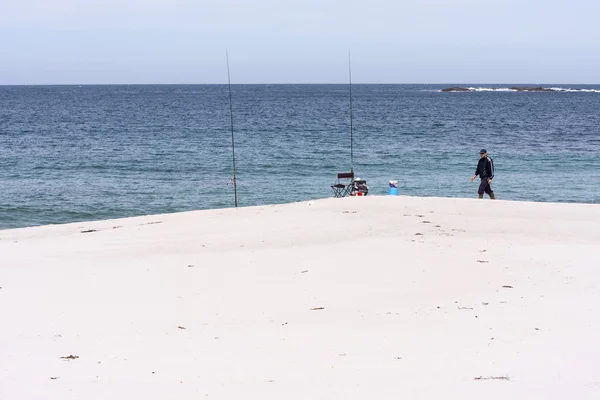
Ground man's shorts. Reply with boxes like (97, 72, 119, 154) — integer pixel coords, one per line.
(478, 179, 494, 195)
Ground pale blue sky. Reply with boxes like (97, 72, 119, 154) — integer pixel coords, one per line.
(1, 0, 599, 84)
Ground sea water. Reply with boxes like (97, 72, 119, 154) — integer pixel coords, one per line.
(1, 84, 599, 229)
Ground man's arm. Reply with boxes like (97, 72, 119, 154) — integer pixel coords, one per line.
(488, 157, 494, 182)
(471, 161, 480, 182)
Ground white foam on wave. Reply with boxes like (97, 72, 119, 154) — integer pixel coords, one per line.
(440, 87, 600, 93)
(549, 87, 600, 93)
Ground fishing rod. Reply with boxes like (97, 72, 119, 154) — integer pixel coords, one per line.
(226, 49, 238, 208)
(348, 51, 354, 173)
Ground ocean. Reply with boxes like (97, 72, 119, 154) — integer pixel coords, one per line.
(1, 84, 599, 230)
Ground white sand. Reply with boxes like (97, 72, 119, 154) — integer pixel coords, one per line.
(1, 196, 599, 399)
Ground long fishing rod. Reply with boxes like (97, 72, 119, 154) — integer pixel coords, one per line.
(226, 49, 238, 208)
(348, 51, 354, 173)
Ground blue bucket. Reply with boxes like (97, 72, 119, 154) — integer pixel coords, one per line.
(388, 181, 398, 196)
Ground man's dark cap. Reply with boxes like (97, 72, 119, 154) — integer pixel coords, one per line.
(480, 149, 487, 154)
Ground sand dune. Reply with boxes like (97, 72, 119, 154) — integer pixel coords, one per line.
(1, 196, 599, 399)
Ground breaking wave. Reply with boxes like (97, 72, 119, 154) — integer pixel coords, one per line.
(547, 87, 600, 93)
(441, 87, 600, 93)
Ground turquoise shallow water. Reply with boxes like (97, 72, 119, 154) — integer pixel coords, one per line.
(1, 84, 599, 229)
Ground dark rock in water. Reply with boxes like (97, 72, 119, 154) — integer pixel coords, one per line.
(508, 87, 554, 92)
(441, 87, 472, 92)
(441, 86, 556, 92)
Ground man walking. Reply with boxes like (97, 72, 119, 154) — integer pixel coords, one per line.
(470, 149, 496, 199)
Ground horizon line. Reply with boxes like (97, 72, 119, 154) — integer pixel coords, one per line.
(2, 82, 600, 86)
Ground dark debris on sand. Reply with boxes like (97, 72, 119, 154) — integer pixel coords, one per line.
(474, 376, 510, 381)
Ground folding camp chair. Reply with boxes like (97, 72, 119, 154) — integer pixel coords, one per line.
(331, 172, 354, 198)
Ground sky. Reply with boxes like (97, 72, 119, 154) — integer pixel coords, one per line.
(1, 0, 599, 84)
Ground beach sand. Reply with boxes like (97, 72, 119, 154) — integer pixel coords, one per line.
(1, 196, 599, 399)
